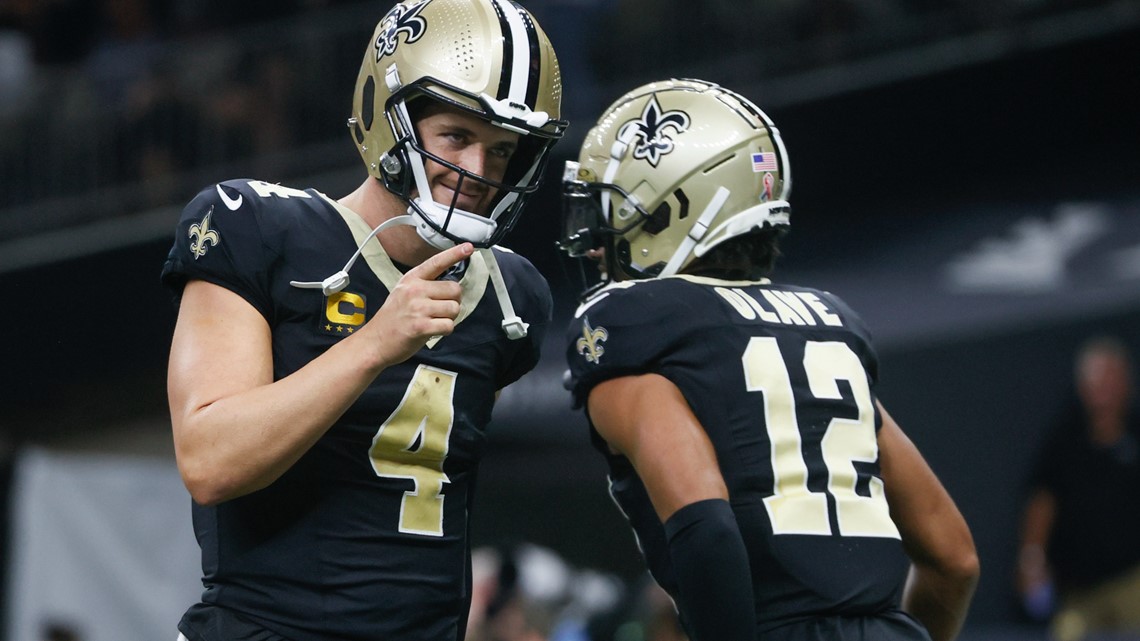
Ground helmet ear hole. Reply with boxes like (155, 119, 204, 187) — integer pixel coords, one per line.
(614, 239, 633, 272)
(643, 202, 671, 235)
(361, 75, 376, 130)
(675, 189, 690, 220)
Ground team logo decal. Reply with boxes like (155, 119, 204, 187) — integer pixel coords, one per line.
(188, 206, 220, 260)
(216, 183, 243, 210)
(576, 316, 609, 364)
(375, 0, 430, 61)
(618, 96, 691, 167)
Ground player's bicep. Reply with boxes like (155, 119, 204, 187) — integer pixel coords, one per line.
(878, 401, 975, 569)
(587, 374, 728, 522)
(167, 279, 274, 428)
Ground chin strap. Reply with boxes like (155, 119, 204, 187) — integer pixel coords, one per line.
(289, 215, 414, 296)
(480, 247, 528, 340)
(289, 214, 527, 340)
(660, 187, 730, 277)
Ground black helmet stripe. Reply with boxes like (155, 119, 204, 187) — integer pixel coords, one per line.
(519, 10, 541, 109)
(490, 0, 541, 109)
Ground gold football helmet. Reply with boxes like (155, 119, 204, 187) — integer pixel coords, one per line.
(349, 0, 567, 248)
(559, 78, 791, 282)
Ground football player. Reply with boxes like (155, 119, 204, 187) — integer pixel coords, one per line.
(560, 79, 979, 641)
(161, 1, 565, 640)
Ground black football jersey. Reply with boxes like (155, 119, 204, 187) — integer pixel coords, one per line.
(565, 275, 912, 632)
(162, 179, 552, 641)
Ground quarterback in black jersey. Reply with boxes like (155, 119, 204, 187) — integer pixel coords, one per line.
(559, 79, 979, 641)
(161, 2, 566, 640)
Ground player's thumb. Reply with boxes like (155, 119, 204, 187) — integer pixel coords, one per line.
(411, 243, 474, 281)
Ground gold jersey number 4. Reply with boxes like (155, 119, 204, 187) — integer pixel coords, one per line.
(368, 365, 456, 537)
(743, 337, 900, 539)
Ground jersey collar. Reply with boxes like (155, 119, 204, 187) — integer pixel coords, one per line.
(323, 194, 491, 348)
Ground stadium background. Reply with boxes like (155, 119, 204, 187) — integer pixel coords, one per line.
(1, 0, 1139, 639)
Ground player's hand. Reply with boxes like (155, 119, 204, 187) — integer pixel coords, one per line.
(368, 242, 472, 365)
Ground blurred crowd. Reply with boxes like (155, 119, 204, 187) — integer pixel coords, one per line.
(467, 544, 687, 641)
(0, 0, 1115, 235)
(0, 0, 364, 227)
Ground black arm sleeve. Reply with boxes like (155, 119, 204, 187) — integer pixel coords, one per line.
(663, 498, 757, 641)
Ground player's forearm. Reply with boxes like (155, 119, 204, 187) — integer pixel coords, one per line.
(665, 499, 757, 641)
(903, 560, 979, 641)
(173, 330, 392, 505)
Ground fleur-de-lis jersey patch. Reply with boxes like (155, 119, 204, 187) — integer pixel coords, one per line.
(576, 316, 609, 364)
(188, 206, 220, 260)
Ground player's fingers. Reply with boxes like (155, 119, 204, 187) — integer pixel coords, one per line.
(419, 317, 456, 338)
(412, 297, 461, 320)
(416, 279, 463, 302)
(407, 242, 473, 281)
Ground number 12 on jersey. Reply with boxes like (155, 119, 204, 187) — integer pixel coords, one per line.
(743, 337, 900, 539)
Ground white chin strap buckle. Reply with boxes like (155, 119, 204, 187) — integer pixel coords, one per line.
(501, 317, 529, 340)
(291, 215, 528, 341)
(480, 248, 528, 340)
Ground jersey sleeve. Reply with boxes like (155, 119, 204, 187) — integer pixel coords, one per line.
(160, 179, 276, 321)
(493, 248, 554, 389)
(564, 282, 690, 408)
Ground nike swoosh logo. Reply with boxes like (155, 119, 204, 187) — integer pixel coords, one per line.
(216, 184, 243, 211)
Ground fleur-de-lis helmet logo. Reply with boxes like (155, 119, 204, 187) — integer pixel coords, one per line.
(188, 206, 220, 260)
(576, 316, 609, 364)
(375, 0, 429, 61)
(618, 95, 691, 167)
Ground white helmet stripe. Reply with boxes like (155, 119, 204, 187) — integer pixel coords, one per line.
(490, 0, 538, 108)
